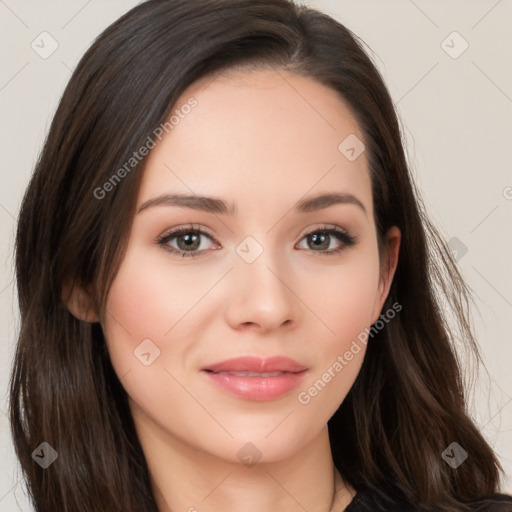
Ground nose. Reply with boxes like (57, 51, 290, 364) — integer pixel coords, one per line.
(223, 247, 298, 334)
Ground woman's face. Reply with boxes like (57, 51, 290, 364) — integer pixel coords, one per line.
(101, 68, 399, 464)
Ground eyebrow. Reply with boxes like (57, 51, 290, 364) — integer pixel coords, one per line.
(137, 192, 367, 216)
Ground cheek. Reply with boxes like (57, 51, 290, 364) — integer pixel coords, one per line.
(101, 247, 197, 377)
(301, 252, 381, 344)
(294, 253, 380, 407)
(331, 274, 380, 343)
(103, 244, 214, 339)
(100, 250, 206, 434)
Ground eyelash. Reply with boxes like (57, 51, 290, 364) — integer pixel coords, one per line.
(155, 224, 357, 258)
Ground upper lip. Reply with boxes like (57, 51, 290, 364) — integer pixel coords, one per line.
(201, 356, 307, 373)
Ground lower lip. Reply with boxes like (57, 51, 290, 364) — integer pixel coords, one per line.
(201, 370, 308, 401)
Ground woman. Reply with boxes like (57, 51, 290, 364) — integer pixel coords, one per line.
(9, 0, 512, 511)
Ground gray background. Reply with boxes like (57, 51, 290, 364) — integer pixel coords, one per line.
(1, 0, 511, 509)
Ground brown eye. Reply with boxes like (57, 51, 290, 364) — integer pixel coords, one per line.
(157, 226, 219, 258)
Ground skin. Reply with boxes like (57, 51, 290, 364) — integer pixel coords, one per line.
(69, 67, 400, 512)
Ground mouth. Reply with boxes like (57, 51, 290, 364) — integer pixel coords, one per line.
(200, 356, 308, 401)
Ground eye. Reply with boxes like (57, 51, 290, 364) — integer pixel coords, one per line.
(156, 225, 219, 258)
(295, 225, 357, 255)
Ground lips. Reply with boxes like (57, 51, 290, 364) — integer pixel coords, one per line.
(200, 356, 307, 374)
(200, 356, 308, 401)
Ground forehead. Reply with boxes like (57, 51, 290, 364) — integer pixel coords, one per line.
(137, 67, 372, 217)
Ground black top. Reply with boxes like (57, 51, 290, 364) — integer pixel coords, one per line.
(344, 487, 512, 511)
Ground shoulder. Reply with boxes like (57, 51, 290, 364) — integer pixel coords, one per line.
(345, 487, 512, 512)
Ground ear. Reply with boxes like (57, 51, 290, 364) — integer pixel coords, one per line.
(370, 226, 401, 324)
(62, 281, 100, 323)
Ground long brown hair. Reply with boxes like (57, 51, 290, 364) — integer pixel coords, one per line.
(10, 1, 510, 510)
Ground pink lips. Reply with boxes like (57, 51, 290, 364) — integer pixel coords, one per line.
(200, 356, 308, 401)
